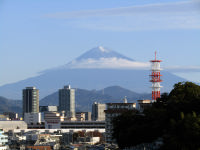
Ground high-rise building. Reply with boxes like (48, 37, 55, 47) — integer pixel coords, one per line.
(59, 85, 75, 118)
(22, 87, 39, 116)
(92, 102, 106, 121)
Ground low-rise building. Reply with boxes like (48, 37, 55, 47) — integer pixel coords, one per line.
(44, 112, 64, 129)
(0, 121, 27, 132)
(0, 115, 9, 121)
(39, 106, 58, 112)
(28, 122, 45, 129)
(24, 112, 41, 124)
(137, 99, 152, 112)
(40, 106, 58, 122)
(105, 99, 136, 143)
(76, 112, 85, 121)
(3, 112, 19, 120)
(84, 112, 91, 121)
(0, 129, 8, 150)
(76, 112, 92, 121)
(61, 121, 105, 129)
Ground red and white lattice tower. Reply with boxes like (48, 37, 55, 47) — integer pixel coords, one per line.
(150, 51, 162, 101)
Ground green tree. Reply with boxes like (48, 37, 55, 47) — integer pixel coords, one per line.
(161, 112, 200, 150)
(112, 82, 200, 149)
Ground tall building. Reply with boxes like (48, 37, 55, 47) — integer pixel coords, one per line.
(22, 87, 39, 116)
(59, 85, 75, 118)
(92, 102, 106, 121)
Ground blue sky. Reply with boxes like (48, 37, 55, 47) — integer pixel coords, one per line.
(0, 0, 200, 85)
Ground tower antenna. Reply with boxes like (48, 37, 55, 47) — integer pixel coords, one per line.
(150, 51, 162, 101)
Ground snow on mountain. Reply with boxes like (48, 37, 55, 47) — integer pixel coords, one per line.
(76, 46, 134, 61)
(66, 46, 150, 69)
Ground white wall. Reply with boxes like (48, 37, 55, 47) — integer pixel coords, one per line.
(24, 113, 41, 124)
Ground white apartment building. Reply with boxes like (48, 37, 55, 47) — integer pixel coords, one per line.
(24, 112, 41, 124)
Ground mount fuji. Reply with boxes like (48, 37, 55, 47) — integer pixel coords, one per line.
(56, 46, 149, 70)
(0, 46, 185, 99)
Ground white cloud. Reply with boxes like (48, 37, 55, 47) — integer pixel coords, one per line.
(65, 57, 150, 69)
(164, 65, 200, 72)
(44, 1, 200, 31)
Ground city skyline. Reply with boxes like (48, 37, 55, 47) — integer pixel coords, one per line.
(1, 0, 200, 86)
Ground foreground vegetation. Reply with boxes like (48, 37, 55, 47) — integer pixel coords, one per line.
(113, 82, 200, 150)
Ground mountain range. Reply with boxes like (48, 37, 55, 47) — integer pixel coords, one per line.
(0, 96, 22, 113)
(0, 86, 151, 113)
(40, 85, 152, 111)
(0, 46, 186, 99)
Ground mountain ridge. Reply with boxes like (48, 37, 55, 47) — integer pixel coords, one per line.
(74, 46, 134, 61)
(40, 85, 152, 112)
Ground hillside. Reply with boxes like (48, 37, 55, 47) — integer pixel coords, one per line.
(0, 96, 22, 114)
(40, 86, 151, 111)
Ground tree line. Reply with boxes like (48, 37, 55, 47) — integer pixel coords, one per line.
(112, 82, 200, 150)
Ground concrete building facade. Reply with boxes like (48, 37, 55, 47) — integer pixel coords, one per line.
(0, 121, 27, 132)
(3, 112, 18, 120)
(92, 102, 106, 121)
(58, 85, 75, 118)
(84, 112, 92, 121)
(24, 112, 41, 124)
(44, 112, 65, 129)
(22, 87, 39, 116)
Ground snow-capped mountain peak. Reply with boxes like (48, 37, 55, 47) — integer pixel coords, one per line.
(98, 46, 109, 53)
(75, 46, 134, 61)
(64, 46, 150, 69)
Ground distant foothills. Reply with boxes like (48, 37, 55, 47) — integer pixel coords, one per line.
(0, 85, 151, 113)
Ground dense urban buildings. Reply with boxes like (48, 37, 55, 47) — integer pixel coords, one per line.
(3, 112, 18, 120)
(22, 87, 39, 116)
(58, 85, 75, 119)
(76, 112, 92, 121)
(0, 129, 8, 150)
(92, 102, 106, 121)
